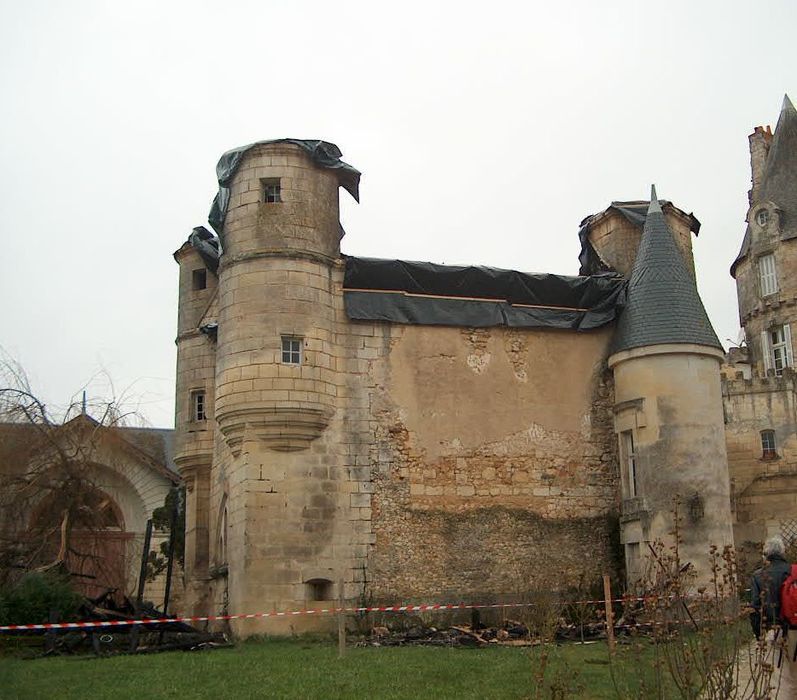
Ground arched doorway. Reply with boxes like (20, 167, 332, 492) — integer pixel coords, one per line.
(33, 487, 134, 601)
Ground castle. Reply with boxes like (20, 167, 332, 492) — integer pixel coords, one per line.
(173, 98, 797, 635)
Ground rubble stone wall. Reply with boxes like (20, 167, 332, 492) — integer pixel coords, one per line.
(352, 323, 622, 600)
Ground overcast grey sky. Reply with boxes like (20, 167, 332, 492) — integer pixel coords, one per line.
(1, 0, 795, 427)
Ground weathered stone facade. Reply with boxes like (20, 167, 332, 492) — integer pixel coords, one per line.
(173, 135, 743, 634)
(725, 96, 797, 557)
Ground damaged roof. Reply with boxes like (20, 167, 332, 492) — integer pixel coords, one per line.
(612, 187, 721, 354)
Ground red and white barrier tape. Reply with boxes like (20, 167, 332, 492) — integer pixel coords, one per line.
(0, 594, 732, 633)
(0, 598, 645, 632)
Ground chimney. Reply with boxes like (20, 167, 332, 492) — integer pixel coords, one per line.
(748, 125, 773, 206)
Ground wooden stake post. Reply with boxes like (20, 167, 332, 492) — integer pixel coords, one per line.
(338, 577, 346, 658)
(603, 573, 616, 654)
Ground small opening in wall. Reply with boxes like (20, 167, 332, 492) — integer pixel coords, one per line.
(261, 178, 281, 203)
(192, 269, 207, 290)
(757, 209, 770, 227)
(306, 578, 332, 602)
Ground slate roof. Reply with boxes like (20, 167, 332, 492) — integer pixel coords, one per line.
(732, 95, 797, 275)
(611, 188, 722, 354)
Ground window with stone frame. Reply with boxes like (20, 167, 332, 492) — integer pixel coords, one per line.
(762, 325, 793, 376)
(759, 253, 778, 297)
(761, 430, 777, 460)
(191, 389, 207, 422)
(620, 430, 638, 498)
(261, 178, 281, 203)
(281, 336, 302, 365)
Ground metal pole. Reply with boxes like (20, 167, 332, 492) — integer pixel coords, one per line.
(162, 489, 179, 615)
(131, 519, 153, 652)
(136, 519, 153, 608)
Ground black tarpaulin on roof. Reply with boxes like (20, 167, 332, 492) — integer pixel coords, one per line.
(343, 257, 626, 330)
(208, 139, 361, 243)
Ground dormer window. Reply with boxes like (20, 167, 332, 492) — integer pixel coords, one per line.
(261, 178, 281, 203)
(756, 209, 770, 227)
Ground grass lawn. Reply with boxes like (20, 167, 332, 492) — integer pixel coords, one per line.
(0, 638, 664, 699)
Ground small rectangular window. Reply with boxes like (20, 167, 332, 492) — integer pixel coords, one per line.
(621, 430, 637, 498)
(191, 390, 206, 422)
(192, 269, 207, 291)
(281, 337, 302, 365)
(761, 430, 777, 460)
(759, 254, 777, 296)
(261, 178, 281, 203)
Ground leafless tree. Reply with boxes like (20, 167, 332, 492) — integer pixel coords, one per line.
(0, 352, 140, 596)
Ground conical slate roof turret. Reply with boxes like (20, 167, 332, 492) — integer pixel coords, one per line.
(732, 95, 797, 274)
(612, 186, 721, 354)
(759, 94, 797, 224)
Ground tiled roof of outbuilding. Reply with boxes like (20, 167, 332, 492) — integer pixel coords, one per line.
(611, 187, 722, 354)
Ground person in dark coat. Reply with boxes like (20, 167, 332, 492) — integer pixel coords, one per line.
(750, 535, 791, 639)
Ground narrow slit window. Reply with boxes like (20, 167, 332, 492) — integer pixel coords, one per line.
(621, 430, 637, 498)
(192, 390, 206, 422)
(761, 430, 777, 460)
(261, 178, 281, 203)
(281, 337, 302, 365)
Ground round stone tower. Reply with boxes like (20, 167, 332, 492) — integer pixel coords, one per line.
(173, 228, 219, 615)
(209, 140, 360, 633)
(608, 188, 734, 585)
(731, 96, 797, 377)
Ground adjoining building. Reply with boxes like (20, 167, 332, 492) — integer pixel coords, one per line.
(0, 415, 179, 604)
(173, 99, 796, 635)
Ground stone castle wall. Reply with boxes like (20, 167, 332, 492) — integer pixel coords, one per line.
(723, 371, 797, 545)
(348, 322, 621, 600)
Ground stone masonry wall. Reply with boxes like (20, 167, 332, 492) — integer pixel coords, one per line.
(723, 372, 797, 546)
(345, 322, 621, 601)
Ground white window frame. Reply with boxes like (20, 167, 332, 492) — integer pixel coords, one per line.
(761, 430, 777, 460)
(261, 178, 281, 203)
(281, 336, 302, 365)
(759, 254, 778, 297)
(191, 390, 207, 422)
(762, 325, 793, 376)
(620, 430, 638, 498)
